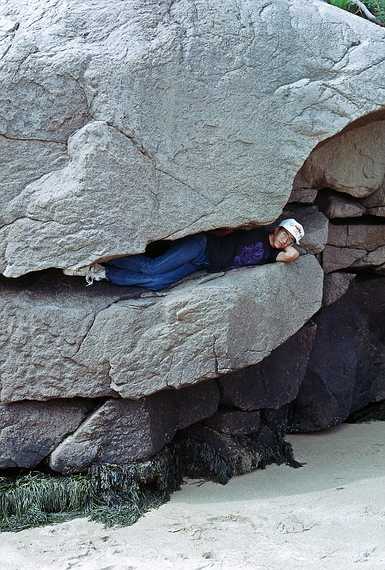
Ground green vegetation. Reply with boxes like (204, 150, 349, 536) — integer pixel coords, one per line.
(328, 0, 353, 8)
(328, 0, 385, 24)
(0, 447, 181, 533)
(0, 427, 298, 533)
(0, 472, 94, 531)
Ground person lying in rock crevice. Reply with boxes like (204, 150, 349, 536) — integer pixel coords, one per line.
(63, 218, 304, 290)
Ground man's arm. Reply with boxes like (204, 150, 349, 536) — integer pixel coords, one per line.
(276, 246, 299, 263)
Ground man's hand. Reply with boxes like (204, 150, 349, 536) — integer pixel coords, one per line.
(276, 246, 299, 263)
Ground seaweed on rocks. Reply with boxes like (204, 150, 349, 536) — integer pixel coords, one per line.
(0, 447, 182, 533)
(175, 423, 302, 485)
(0, 423, 299, 532)
(347, 399, 385, 423)
(88, 447, 182, 527)
(0, 471, 94, 532)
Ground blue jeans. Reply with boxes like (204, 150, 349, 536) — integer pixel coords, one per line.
(104, 234, 208, 290)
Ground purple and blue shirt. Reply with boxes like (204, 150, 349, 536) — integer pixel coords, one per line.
(205, 229, 279, 273)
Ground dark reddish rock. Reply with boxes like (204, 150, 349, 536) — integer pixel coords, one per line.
(323, 272, 356, 306)
(218, 323, 317, 411)
(50, 382, 220, 473)
(0, 400, 92, 468)
(290, 275, 385, 432)
(201, 410, 261, 435)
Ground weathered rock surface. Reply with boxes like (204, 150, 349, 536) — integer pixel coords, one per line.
(1, 0, 385, 475)
(322, 272, 356, 306)
(328, 223, 385, 250)
(50, 382, 219, 473)
(282, 205, 329, 254)
(1, 1, 385, 275)
(0, 400, 91, 468)
(289, 184, 318, 205)
(201, 410, 261, 435)
(323, 222, 385, 272)
(352, 247, 385, 272)
(218, 323, 317, 411)
(0, 256, 323, 403)
(290, 276, 385, 432)
(363, 184, 385, 217)
(322, 245, 364, 273)
(297, 117, 385, 199)
(0, 135, 68, 207)
(317, 191, 365, 219)
(367, 206, 385, 217)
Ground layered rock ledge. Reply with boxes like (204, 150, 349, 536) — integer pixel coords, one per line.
(0, 255, 323, 403)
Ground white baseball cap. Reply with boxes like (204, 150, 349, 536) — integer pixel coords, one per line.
(279, 218, 304, 244)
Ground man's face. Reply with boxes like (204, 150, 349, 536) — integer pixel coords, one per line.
(271, 227, 295, 249)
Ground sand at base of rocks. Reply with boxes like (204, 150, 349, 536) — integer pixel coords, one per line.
(2, 422, 385, 570)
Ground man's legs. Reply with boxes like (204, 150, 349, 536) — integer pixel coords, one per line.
(105, 234, 208, 274)
(105, 261, 200, 290)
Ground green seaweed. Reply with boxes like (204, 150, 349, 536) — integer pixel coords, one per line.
(0, 447, 182, 533)
(0, 472, 94, 532)
(0, 428, 298, 533)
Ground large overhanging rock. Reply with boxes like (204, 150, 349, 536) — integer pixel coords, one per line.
(0, 255, 323, 403)
(295, 116, 385, 199)
(1, 1, 385, 276)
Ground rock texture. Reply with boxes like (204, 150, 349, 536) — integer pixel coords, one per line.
(201, 410, 261, 435)
(290, 276, 385, 431)
(0, 255, 323, 403)
(363, 185, 385, 217)
(218, 323, 317, 411)
(328, 223, 385, 250)
(322, 272, 356, 306)
(289, 184, 318, 205)
(1, 1, 385, 275)
(323, 222, 385, 272)
(50, 383, 219, 473)
(0, 400, 91, 468)
(296, 117, 385, 199)
(317, 191, 365, 220)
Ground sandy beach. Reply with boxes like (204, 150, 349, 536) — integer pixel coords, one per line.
(2, 422, 385, 570)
